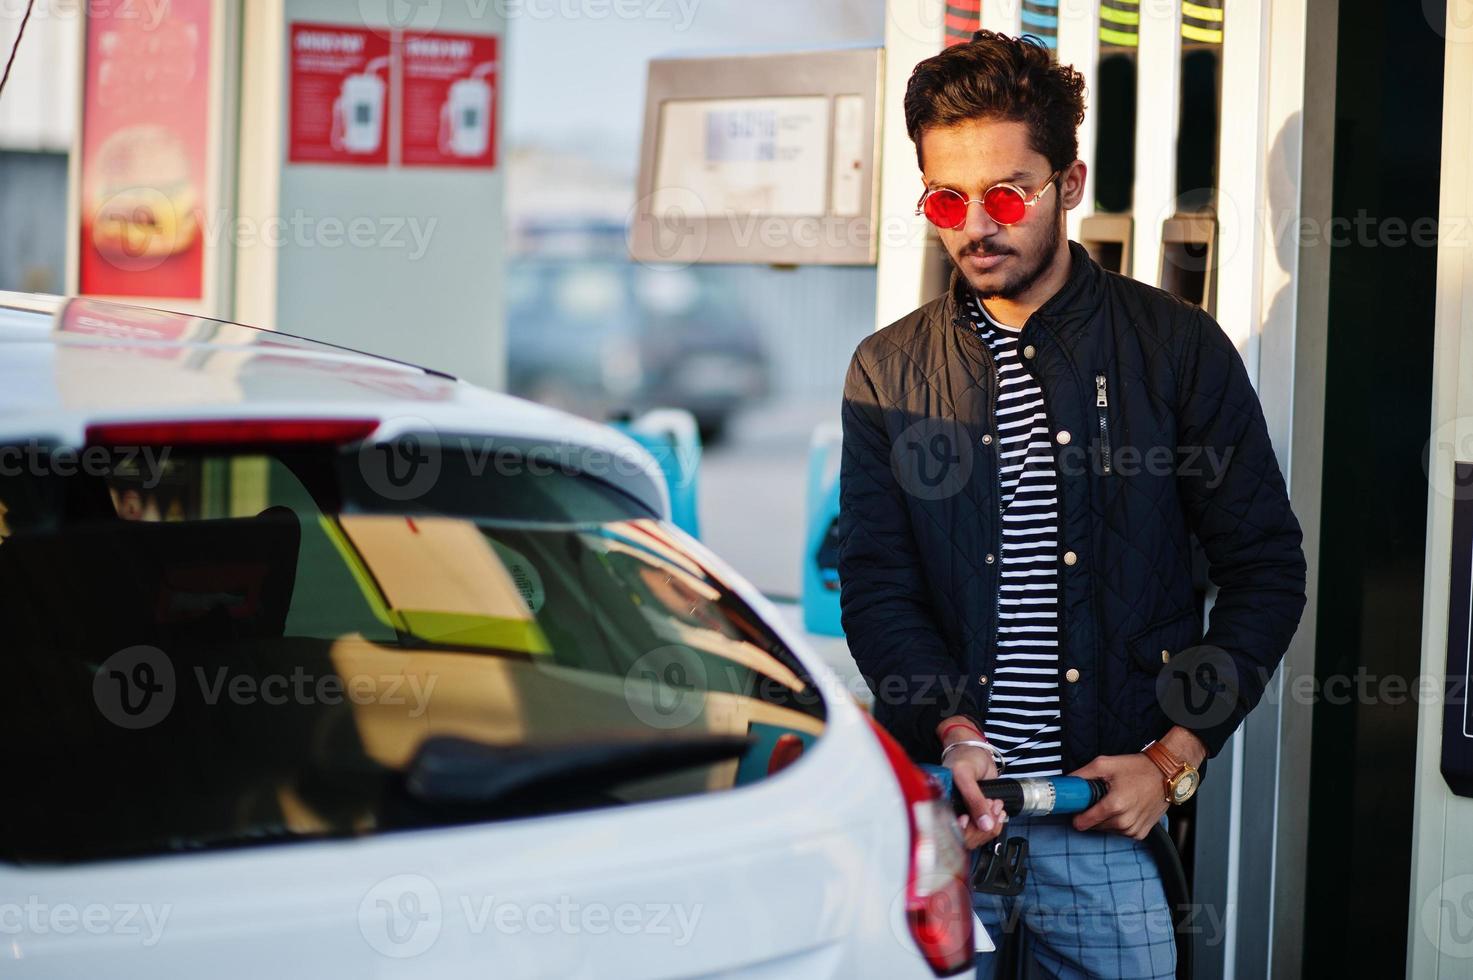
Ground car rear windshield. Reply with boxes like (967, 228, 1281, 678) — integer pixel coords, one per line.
(0, 438, 825, 865)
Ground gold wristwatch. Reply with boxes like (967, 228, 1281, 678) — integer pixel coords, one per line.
(1143, 740, 1201, 805)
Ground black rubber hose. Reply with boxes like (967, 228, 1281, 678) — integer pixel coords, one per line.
(1145, 822, 1194, 980)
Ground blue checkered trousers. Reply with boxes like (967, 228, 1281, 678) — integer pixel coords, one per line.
(971, 815, 1175, 979)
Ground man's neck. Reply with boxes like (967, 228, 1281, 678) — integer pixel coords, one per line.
(977, 240, 1073, 328)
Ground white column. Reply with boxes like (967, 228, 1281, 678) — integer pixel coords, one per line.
(1130, 0, 1181, 286)
(1407, 1, 1473, 974)
(875, 0, 946, 329)
(980, 0, 1023, 36)
(1057, 0, 1102, 241)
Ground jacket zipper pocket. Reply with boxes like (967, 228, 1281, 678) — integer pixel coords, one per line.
(1095, 373, 1113, 475)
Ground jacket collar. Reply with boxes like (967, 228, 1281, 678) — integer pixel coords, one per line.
(944, 240, 1106, 350)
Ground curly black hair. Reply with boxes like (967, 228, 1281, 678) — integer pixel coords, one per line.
(904, 31, 1087, 172)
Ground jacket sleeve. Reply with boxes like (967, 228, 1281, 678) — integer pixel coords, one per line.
(1174, 309, 1309, 756)
(837, 350, 982, 763)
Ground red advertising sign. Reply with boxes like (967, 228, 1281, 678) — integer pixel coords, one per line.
(400, 32, 499, 169)
(78, 0, 212, 299)
(289, 23, 393, 166)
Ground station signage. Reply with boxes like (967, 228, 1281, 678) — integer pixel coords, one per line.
(286, 23, 499, 170)
(288, 23, 393, 166)
(401, 32, 500, 169)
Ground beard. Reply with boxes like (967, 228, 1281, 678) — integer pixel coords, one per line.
(959, 195, 1064, 301)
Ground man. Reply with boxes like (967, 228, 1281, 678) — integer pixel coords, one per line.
(837, 32, 1307, 978)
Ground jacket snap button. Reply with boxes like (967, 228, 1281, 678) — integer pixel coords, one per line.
(1063, 550, 1077, 566)
(1022, 344, 1036, 359)
(1055, 430, 1071, 445)
(979, 674, 989, 685)
(1065, 667, 1081, 683)
(985, 553, 996, 564)
(982, 433, 993, 445)
(1161, 649, 1171, 663)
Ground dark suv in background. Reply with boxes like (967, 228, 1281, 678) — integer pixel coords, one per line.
(506, 257, 770, 445)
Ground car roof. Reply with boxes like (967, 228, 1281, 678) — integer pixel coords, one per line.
(0, 292, 669, 517)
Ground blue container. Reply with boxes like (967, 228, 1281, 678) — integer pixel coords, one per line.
(610, 409, 702, 538)
(801, 423, 844, 636)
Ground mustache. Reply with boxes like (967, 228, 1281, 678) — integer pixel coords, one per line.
(961, 243, 1016, 259)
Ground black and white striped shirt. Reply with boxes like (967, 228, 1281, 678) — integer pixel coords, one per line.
(968, 296, 1064, 778)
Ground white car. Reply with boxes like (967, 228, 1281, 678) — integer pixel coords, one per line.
(0, 293, 975, 979)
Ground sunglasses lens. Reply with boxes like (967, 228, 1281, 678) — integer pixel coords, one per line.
(923, 189, 968, 228)
(983, 185, 1027, 225)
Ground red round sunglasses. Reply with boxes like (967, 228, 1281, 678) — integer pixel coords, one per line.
(915, 171, 1061, 229)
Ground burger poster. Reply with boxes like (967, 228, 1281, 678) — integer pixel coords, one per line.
(78, 0, 212, 299)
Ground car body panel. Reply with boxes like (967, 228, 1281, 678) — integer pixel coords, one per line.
(0, 291, 941, 979)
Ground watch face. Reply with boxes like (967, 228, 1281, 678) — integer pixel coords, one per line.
(1172, 770, 1199, 803)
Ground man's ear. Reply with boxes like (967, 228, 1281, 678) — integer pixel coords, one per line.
(1059, 160, 1088, 211)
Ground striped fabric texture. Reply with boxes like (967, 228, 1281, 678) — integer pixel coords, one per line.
(967, 296, 1064, 778)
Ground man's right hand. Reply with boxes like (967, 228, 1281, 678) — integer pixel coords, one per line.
(936, 717, 1006, 849)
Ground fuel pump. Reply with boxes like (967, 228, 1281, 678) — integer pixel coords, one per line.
(1079, 0, 1139, 274)
(1158, 0, 1224, 314)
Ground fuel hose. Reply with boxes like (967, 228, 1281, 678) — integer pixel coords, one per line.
(926, 767, 1196, 978)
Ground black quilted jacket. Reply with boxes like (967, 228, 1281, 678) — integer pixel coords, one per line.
(838, 241, 1307, 770)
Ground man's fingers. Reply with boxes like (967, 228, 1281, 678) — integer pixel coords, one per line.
(1073, 795, 1129, 832)
(1068, 756, 1114, 780)
(954, 770, 997, 835)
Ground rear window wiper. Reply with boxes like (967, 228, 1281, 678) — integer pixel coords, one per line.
(404, 733, 755, 807)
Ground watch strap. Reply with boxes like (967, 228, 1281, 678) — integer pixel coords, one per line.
(1143, 741, 1182, 781)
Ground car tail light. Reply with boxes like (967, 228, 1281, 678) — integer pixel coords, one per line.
(86, 418, 379, 447)
(766, 732, 805, 775)
(863, 713, 974, 976)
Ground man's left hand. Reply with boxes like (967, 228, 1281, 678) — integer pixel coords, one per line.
(1066, 753, 1169, 840)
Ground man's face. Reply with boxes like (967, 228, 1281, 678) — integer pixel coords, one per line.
(918, 117, 1067, 300)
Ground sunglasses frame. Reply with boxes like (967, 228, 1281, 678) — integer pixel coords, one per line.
(915, 170, 1063, 229)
